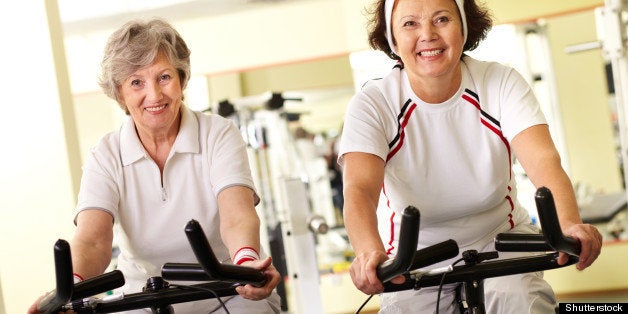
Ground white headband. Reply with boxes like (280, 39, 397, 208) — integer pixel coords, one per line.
(385, 0, 468, 56)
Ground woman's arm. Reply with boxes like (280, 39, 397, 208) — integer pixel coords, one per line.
(71, 209, 114, 279)
(511, 124, 602, 270)
(342, 152, 386, 256)
(217, 185, 261, 260)
(342, 152, 403, 294)
(27, 209, 114, 314)
(217, 185, 280, 300)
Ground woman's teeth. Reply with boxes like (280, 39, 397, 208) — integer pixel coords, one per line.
(420, 49, 444, 57)
(146, 104, 166, 112)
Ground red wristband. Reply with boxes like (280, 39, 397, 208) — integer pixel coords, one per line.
(233, 246, 260, 265)
(73, 273, 84, 283)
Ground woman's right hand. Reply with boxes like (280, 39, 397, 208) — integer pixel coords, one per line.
(27, 292, 75, 314)
(349, 250, 405, 295)
(27, 296, 42, 314)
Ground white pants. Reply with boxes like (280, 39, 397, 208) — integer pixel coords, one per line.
(379, 223, 557, 314)
(118, 292, 282, 314)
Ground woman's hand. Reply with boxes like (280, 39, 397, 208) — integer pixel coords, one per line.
(27, 296, 43, 314)
(557, 223, 603, 270)
(27, 293, 75, 314)
(349, 250, 405, 295)
(235, 257, 281, 300)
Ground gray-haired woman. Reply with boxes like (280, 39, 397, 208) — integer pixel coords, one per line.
(30, 19, 281, 313)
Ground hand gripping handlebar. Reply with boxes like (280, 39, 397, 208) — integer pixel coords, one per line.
(375, 206, 420, 283)
(161, 219, 267, 287)
(37, 239, 73, 314)
(375, 206, 460, 283)
(495, 186, 581, 256)
(36, 240, 125, 313)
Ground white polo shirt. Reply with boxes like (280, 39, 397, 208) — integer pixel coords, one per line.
(339, 56, 547, 254)
(75, 106, 256, 291)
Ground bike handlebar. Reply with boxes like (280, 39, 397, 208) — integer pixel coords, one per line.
(162, 219, 267, 287)
(37, 240, 73, 314)
(410, 239, 459, 270)
(376, 206, 420, 283)
(495, 186, 581, 256)
(38, 219, 267, 313)
(382, 187, 582, 294)
(383, 252, 579, 292)
(72, 270, 125, 299)
(375, 207, 460, 284)
(36, 240, 126, 314)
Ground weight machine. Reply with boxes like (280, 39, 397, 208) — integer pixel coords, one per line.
(566, 0, 628, 191)
(214, 92, 337, 313)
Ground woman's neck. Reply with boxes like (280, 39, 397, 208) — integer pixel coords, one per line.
(408, 66, 462, 104)
(136, 118, 180, 171)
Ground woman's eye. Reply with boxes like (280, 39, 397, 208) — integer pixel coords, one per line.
(435, 16, 450, 24)
(130, 79, 142, 87)
(402, 20, 416, 27)
(160, 74, 171, 82)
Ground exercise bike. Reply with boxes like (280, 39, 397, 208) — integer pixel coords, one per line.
(37, 219, 267, 313)
(370, 186, 581, 314)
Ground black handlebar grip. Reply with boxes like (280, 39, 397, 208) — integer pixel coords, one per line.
(376, 206, 420, 283)
(162, 263, 211, 281)
(495, 233, 554, 252)
(410, 239, 459, 270)
(185, 220, 267, 287)
(38, 239, 73, 314)
(72, 270, 125, 300)
(535, 187, 581, 256)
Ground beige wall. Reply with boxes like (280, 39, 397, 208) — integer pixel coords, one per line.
(0, 1, 77, 313)
(486, 0, 603, 23)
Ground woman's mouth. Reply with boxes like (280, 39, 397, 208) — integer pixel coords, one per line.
(419, 49, 444, 57)
(145, 104, 167, 112)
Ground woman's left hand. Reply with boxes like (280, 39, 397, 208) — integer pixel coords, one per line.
(557, 223, 603, 270)
(235, 257, 281, 300)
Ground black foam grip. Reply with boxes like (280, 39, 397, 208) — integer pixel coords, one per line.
(495, 233, 553, 252)
(38, 239, 73, 313)
(184, 220, 267, 287)
(376, 206, 420, 283)
(411, 239, 459, 269)
(72, 270, 125, 300)
(535, 187, 581, 256)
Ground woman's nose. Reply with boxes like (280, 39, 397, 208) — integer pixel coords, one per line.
(147, 82, 163, 102)
(419, 24, 437, 42)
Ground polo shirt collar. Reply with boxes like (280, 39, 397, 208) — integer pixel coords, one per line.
(120, 105, 200, 166)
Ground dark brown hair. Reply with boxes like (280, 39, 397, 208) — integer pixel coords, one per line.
(366, 0, 493, 60)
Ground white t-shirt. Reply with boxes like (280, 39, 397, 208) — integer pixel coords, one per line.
(75, 106, 274, 312)
(339, 56, 547, 254)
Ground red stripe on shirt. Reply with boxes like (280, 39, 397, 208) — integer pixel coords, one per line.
(386, 103, 417, 162)
(463, 94, 480, 110)
(386, 210, 396, 256)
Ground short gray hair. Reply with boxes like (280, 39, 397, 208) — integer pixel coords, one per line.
(98, 19, 191, 113)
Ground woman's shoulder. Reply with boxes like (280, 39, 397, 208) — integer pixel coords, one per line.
(352, 64, 404, 110)
(84, 128, 125, 171)
(462, 55, 515, 76)
(191, 109, 237, 133)
(91, 128, 122, 154)
(360, 63, 404, 92)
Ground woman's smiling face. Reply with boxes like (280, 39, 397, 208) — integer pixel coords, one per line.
(118, 51, 183, 136)
(391, 0, 464, 81)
